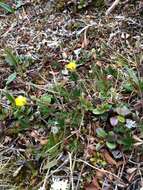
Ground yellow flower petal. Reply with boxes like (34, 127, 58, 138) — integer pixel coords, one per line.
(15, 96, 27, 107)
(65, 60, 77, 71)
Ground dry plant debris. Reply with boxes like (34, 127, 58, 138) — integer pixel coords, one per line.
(0, 0, 143, 189)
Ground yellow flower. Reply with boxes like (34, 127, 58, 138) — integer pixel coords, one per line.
(15, 96, 27, 107)
(65, 60, 77, 71)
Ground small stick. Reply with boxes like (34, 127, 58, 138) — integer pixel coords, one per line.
(106, 0, 120, 16)
(76, 159, 125, 184)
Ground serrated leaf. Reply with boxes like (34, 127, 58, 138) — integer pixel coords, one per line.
(0, 2, 14, 13)
(96, 128, 107, 138)
(6, 72, 17, 85)
(106, 142, 116, 150)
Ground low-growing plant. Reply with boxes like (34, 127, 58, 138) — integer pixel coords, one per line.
(0, 1, 14, 13)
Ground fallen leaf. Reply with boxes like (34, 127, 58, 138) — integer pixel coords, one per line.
(92, 177, 101, 190)
(84, 185, 98, 190)
(96, 170, 106, 180)
(84, 177, 101, 190)
(134, 100, 143, 111)
(101, 149, 117, 166)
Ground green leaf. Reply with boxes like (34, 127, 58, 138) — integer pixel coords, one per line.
(37, 94, 53, 117)
(0, 2, 14, 13)
(123, 83, 133, 93)
(39, 94, 52, 105)
(116, 106, 130, 116)
(117, 115, 125, 123)
(106, 142, 116, 150)
(92, 103, 112, 115)
(6, 72, 17, 85)
(18, 118, 29, 128)
(5, 92, 15, 104)
(69, 72, 78, 81)
(92, 108, 104, 115)
(80, 96, 93, 111)
(96, 142, 103, 151)
(5, 48, 19, 68)
(96, 128, 107, 138)
(121, 135, 134, 150)
(125, 66, 139, 86)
